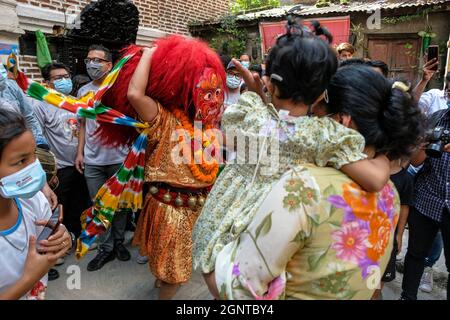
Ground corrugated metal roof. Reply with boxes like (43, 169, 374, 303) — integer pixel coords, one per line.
(234, 0, 450, 21)
(236, 6, 295, 21)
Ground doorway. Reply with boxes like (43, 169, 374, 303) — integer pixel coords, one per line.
(367, 35, 420, 83)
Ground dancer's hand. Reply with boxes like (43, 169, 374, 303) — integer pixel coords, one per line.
(129, 46, 159, 122)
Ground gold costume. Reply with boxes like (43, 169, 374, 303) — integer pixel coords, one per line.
(133, 104, 211, 284)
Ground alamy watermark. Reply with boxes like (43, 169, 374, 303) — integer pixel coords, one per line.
(366, 8, 382, 30)
(66, 265, 81, 290)
(366, 265, 382, 290)
(169, 123, 280, 176)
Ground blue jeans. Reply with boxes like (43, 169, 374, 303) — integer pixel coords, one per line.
(425, 231, 443, 268)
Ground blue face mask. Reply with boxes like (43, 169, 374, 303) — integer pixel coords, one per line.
(241, 61, 250, 69)
(227, 75, 241, 89)
(54, 78, 73, 95)
(0, 159, 46, 199)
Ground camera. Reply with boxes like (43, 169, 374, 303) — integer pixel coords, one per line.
(425, 126, 450, 158)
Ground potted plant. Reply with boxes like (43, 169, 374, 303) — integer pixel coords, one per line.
(418, 15, 436, 54)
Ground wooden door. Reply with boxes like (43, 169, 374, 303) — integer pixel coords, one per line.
(368, 37, 420, 82)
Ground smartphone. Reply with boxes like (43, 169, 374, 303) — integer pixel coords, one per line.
(427, 45, 439, 71)
(36, 206, 61, 249)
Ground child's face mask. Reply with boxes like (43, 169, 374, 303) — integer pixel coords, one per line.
(0, 159, 46, 199)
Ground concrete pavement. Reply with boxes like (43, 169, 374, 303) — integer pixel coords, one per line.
(46, 232, 213, 300)
(46, 230, 447, 300)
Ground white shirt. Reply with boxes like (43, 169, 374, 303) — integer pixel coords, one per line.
(32, 100, 79, 169)
(78, 82, 129, 166)
(419, 89, 449, 117)
(0, 192, 51, 300)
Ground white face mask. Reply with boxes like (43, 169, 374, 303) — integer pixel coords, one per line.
(86, 61, 108, 81)
(226, 75, 241, 89)
(241, 61, 250, 69)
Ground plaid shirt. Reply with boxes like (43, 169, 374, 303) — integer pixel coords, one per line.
(414, 110, 450, 222)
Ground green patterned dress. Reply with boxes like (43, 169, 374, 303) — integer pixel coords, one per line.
(192, 92, 368, 274)
(215, 165, 399, 300)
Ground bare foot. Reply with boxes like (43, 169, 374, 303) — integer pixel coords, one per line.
(159, 281, 180, 300)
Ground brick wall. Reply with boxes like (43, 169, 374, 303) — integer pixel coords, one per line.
(148, 0, 230, 34)
(16, 0, 230, 34)
(18, 55, 43, 82)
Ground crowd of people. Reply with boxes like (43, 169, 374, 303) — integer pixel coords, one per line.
(0, 18, 449, 301)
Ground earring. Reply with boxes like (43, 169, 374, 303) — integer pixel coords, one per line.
(324, 89, 329, 104)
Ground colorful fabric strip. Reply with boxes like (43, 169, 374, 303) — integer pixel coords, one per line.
(27, 52, 148, 258)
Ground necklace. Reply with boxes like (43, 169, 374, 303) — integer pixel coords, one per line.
(0, 199, 28, 252)
(172, 110, 220, 183)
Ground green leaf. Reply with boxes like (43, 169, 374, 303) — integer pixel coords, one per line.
(418, 31, 427, 37)
(342, 290, 358, 300)
(230, 237, 240, 262)
(308, 247, 329, 271)
(330, 205, 338, 216)
(307, 211, 321, 226)
(291, 230, 307, 246)
(323, 184, 337, 198)
(255, 212, 273, 240)
(328, 221, 341, 229)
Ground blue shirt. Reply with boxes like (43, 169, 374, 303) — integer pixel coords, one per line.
(414, 110, 450, 222)
(0, 79, 48, 146)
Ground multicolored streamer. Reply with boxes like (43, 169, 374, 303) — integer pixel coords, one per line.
(27, 52, 150, 258)
(7, 52, 31, 92)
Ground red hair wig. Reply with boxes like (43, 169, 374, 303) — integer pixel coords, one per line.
(97, 35, 226, 147)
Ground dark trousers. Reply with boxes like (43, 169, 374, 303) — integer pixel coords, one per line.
(55, 166, 91, 238)
(401, 207, 450, 300)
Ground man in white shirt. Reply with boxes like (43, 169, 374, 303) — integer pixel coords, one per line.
(76, 45, 131, 271)
(33, 63, 90, 239)
(419, 72, 450, 117)
(224, 61, 242, 109)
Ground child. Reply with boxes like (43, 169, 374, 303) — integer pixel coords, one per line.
(192, 20, 417, 284)
(0, 110, 72, 300)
